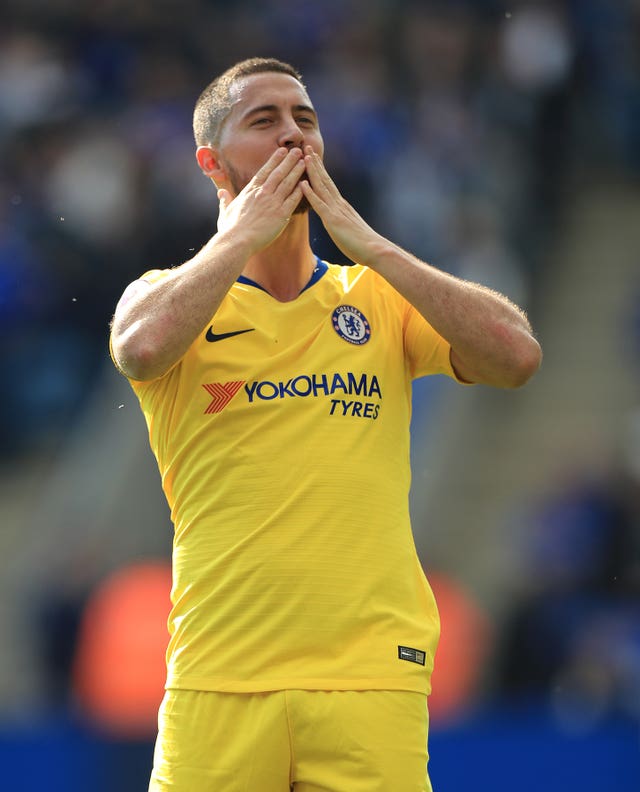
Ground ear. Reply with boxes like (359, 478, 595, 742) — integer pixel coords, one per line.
(196, 145, 225, 183)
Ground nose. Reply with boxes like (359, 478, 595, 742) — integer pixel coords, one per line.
(278, 118, 304, 150)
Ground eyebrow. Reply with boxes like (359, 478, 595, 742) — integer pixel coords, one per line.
(241, 104, 318, 121)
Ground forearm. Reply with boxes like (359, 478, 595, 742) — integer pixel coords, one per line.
(112, 147, 311, 381)
(301, 148, 541, 388)
(365, 239, 542, 388)
(111, 231, 251, 381)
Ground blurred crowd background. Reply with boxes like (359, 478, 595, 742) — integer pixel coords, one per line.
(1, 0, 639, 789)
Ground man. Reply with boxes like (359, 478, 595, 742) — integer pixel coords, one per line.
(110, 57, 541, 791)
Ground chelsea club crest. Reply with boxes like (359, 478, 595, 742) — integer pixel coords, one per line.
(332, 305, 371, 345)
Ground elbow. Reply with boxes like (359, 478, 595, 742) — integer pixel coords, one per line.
(503, 335, 542, 388)
(112, 322, 167, 382)
(118, 350, 163, 383)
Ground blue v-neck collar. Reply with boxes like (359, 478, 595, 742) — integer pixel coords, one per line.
(237, 255, 327, 296)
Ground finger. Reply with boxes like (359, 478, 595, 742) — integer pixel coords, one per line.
(299, 179, 325, 213)
(250, 147, 289, 186)
(261, 147, 305, 191)
(303, 149, 335, 197)
(274, 157, 307, 198)
(217, 188, 231, 211)
(303, 145, 323, 170)
(281, 183, 305, 214)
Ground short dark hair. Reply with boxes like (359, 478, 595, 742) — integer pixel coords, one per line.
(193, 57, 305, 146)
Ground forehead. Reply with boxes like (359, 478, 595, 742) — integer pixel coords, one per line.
(228, 72, 313, 116)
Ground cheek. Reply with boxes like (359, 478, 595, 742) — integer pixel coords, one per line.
(221, 148, 260, 183)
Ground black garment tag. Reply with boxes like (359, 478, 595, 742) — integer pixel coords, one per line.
(398, 646, 426, 665)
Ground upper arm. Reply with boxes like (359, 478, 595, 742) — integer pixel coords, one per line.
(404, 302, 462, 381)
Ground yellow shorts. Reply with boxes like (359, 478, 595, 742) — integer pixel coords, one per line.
(149, 688, 433, 791)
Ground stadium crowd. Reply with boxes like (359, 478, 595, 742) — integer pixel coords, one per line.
(1, 0, 639, 741)
(4, 0, 638, 457)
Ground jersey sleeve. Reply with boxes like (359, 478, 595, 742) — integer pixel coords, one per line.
(402, 299, 468, 382)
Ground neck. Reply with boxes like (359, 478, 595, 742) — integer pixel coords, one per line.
(242, 213, 316, 301)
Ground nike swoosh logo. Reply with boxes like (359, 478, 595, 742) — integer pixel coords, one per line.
(205, 326, 255, 343)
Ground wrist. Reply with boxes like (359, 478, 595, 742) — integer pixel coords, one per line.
(358, 234, 398, 270)
(204, 229, 257, 261)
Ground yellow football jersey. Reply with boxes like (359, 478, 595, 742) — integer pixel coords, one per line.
(112, 260, 460, 695)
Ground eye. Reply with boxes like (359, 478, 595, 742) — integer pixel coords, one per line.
(297, 116, 315, 126)
(251, 117, 272, 127)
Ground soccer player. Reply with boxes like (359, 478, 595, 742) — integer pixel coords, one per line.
(110, 57, 541, 792)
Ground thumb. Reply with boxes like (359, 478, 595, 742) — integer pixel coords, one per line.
(217, 188, 231, 211)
